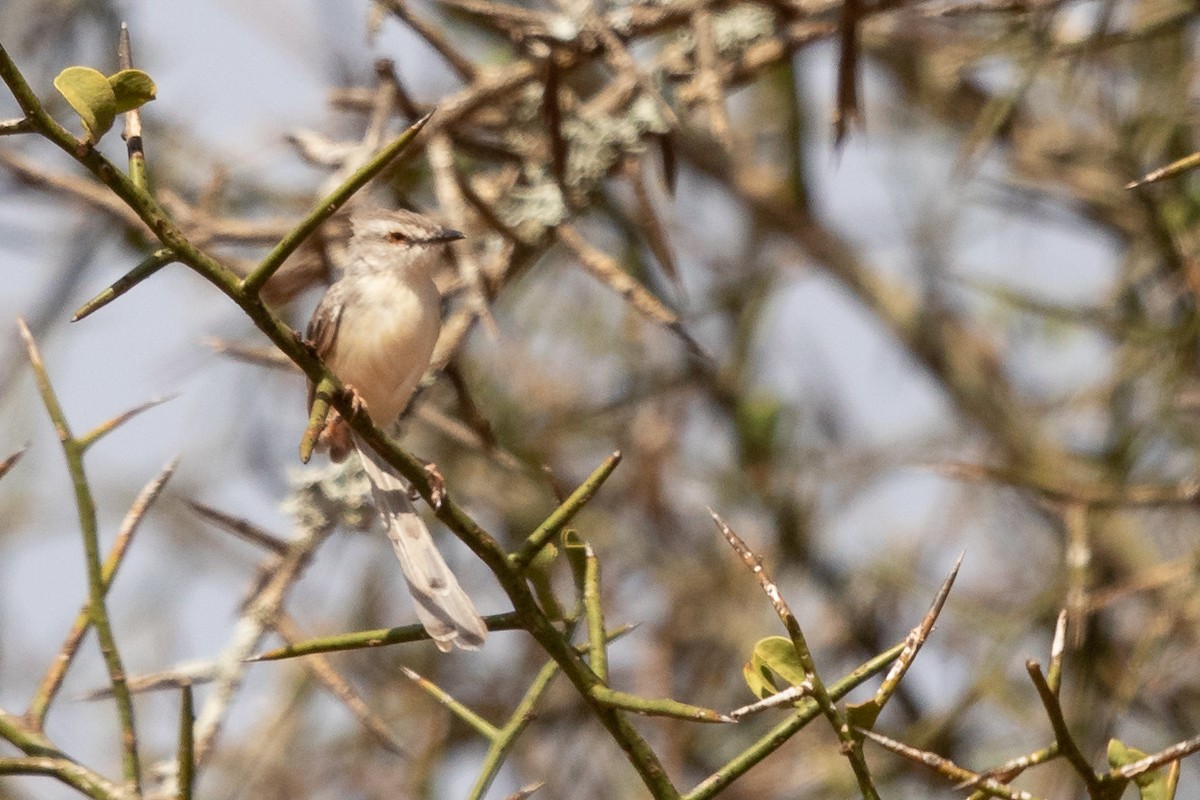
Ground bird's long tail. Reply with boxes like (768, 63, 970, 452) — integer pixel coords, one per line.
(355, 437, 487, 651)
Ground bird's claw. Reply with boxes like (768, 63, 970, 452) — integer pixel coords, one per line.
(424, 462, 447, 509)
(340, 384, 369, 417)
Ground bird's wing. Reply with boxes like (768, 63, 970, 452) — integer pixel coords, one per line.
(305, 285, 344, 410)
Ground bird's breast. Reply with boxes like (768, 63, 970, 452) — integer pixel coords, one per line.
(326, 271, 441, 425)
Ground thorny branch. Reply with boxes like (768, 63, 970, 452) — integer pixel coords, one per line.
(5, 0, 1200, 795)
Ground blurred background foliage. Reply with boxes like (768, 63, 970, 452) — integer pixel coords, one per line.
(2, 0, 1200, 796)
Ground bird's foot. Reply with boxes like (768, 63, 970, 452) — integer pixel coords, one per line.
(339, 384, 370, 418)
(424, 462, 447, 509)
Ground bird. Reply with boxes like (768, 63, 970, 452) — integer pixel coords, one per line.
(306, 208, 487, 651)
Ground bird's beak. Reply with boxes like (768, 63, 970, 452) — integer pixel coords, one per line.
(430, 228, 465, 244)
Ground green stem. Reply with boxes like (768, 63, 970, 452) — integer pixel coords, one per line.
(78, 396, 174, 452)
(510, 451, 622, 570)
(404, 668, 500, 739)
(468, 659, 557, 800)
(73, 249, 175, 322)
(469, 625, 637, 800)
(27, 459, 174, 728)
(299, 376, 337, 463)
(17, 321, 141, 794)
(247, 612, 523, 661)
(240, 113, 432, 295)
(177, 684, 195, 800)
(684, 641, 905, 800)
(0, 709, 127, 800)
(590, 686, 732, 724)
(0, 44, 245, 304)
(583, 544, 608, 683)
(786, 618, 878, 798)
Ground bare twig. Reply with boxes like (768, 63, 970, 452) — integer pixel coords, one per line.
(77, 395, 175, 450)
(274, 614, 410, 755)
(188, 494, 337, 768)
(708, 509, 879, 798)
(403, 666, 500, 739)
(860, 729, 1049, 800)
(117, 23, 147, 189)
(555, 222, 706, 359)
(1026, 660, 1102, 795)
(690, 9, 733, 149)
(1107, 732, 1200, 781)
(1126, 151, 1200, 189)
(933, 461, 1200, 507)
(379, 0, 479, 82)
(833, 0, 862, 147)
(0, 445, 28, 482)
(728, 683, 811, 719)
(966, 744, 1059, 797)
(187, 501, 291, 555)
(428, 133, 498, 335)
(871, 552, 962, 711)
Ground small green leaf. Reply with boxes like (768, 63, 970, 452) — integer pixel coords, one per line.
(742, 636, 808, 699)
(846, 699, 882, 737)
(53, 65, 116, 143)
(742, 662, 775, 699)
(753, 637, 808, 686)
(1108, 739, 1175, 800)
(107, 69, 156, 113)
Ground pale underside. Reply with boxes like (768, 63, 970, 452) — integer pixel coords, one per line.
(321, 267, 442, 426)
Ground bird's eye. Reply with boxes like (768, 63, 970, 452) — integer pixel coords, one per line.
(387, 231, 409, 243)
